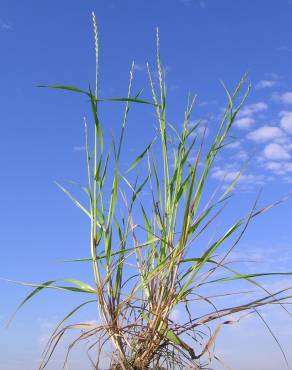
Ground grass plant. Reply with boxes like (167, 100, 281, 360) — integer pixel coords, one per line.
(10, 13, 292, 370)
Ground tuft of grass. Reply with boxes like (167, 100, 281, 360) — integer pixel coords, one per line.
(8, 12, 292, 370)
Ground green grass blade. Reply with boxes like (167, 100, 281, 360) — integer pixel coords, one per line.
(126, 139, 156, 173)
(55, 182, 101, 225)
(205, 272, 292, 285)
(62, 239, 159, 264)
(38, 85, 87, 94)
(106, 97, 158, 106)
(62, 279, 96, 293)
(176, 220, 243, 302)
(88, 86, 104, 151)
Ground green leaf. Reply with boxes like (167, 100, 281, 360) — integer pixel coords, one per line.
(205, 272, 292, 285)
(176, 220, 243, 302)
(88, 86, 104, 151)
(126, 139, 156, 173)
(10, 280, 56, 323)
(141, 311, 196, 359)
(106, 97, 159, 106)
(163, 327, 195, 358)
(105, 228, 113, 265)
(7, 277, 96, 326)
(62, 238, 159, 263)
(38, 85, 87, 94)
(55, 182, 105, 229)
(62, 257, 93, 263)
(55, 182, 91, 217)
(62, 279, 96, 293)
(121, 175, 149, 204)
(107, 167, 119, 224)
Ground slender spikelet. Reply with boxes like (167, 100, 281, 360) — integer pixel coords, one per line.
(92, 11, 99, 99)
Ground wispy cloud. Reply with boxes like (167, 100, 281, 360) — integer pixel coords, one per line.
(230, 243, 292, 275)
(264, 161, 292, 175)
(255, 80, 277, 90)
(188, 119, 210, 138)
(37, 317, 56, 345)
(237, 102, 268, 118)
(283, 175, 292, 183)
(0, 19, 12, 31)
(180, 0, 208, 7)
(134, 63, 145, 72)
(180, 0, 191, 5)
(234, 117, 255, 129)
(169, 308, 184, 322)
(273, 92, 292, 105)
(235, 150, 249, 161)
(265, 72, 281, 80)
(263, 142, 291, 160)
(198, 100, 217, 107)
(211, 165, 266, 188)
(247, 126, 284, 143)
(197, 123, 210, 136)
(279, 111, 292, 134)
(169, 84, 179, 91)
(73, 145, 86, 152)
(226, 141, 241, 149)
(272, 91, 292, 105)
(234, 102, 268, 130)
(211, 167, 242, 183)
(199, 1, 208, 8)
(278, 45, 292, 52)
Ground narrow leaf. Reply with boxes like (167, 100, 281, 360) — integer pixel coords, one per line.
(38, 85, 87, 94)
(127, 139, 156, 173)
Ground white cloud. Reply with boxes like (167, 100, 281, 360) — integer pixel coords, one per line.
(227, 141, 241, 149)
(212, 168, 241, 183)
(180, 0, 208, 6)
(199, 1, 208, 7)
(73, 145, 86, 152)
(263, 143, 291, 160)
(237, 102, 268, 118)
(134, 63, 145, 72)
(264, 161, 283, 172)
(199, 100, 217, 107)
(188, 120, 209, 138)
(278, 45, 292, 52)
(0, 19, 12, 30)
(284, 176, 292, 183)
(197, 125, 209, 137)
(211, 166, 265, 187)
(234, 117, 255, 129)
(279, 111, 292, 133)
(265, 161, 292, 175)
(273, 92, 292, 105)
(273, 135, 292, 146)
(170, 84, 179, 91)
(265, 72, 280, 80)
(247, 126, 284, 143)
(236, 150, 249, 161)
(37, 317, 56, 345)
(169, 308, 184, 322)
(255, 80, 277, 90)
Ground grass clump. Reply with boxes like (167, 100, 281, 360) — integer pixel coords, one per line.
(10, 12, 292, 370)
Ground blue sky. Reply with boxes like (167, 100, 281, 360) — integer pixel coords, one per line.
(1, 1, 292, 369)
